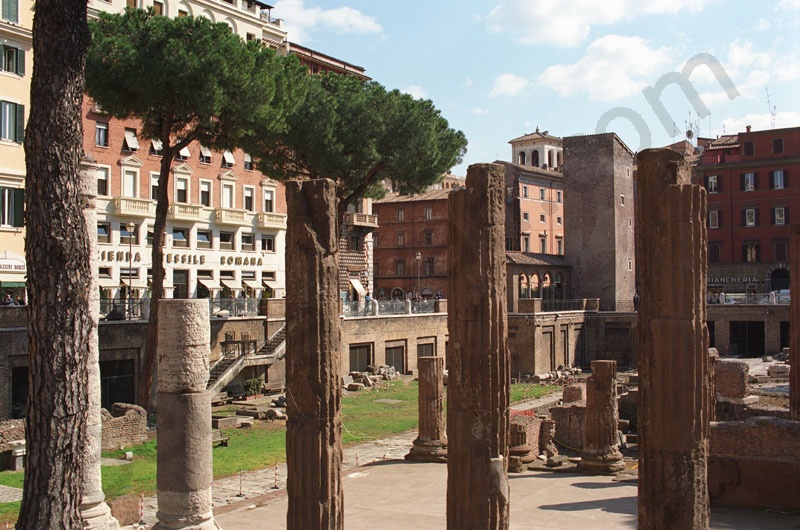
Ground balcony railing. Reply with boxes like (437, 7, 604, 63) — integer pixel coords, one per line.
(169, 204, 207, 222)
(113, 197, 156, 218)
(214, 208, 251, 226)
(257, 212, 287, 230)
(342, 212, 379, 229)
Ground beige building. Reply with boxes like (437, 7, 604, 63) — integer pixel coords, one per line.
(0, 0, 31, 299)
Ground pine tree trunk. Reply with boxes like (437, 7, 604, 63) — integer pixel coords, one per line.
(19, 1, 91, 528)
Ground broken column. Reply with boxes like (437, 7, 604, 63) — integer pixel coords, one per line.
(508, 416, 539, 472)
(636, 149, 710, 529)
(154, 299, 219, 530)
(579, 360, 624, 474)
(79, 156, 121, 530)
(446, 163, 510, 529)
(406, 356, 447, 462)
(285, 179, 343, 530)
(790, 223, 800, 421)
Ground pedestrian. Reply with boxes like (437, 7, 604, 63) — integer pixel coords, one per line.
(633, 291, 640, 311)
(364, 291, 371, 315)
(15, 296, 24, 306)
(4, 294, 15, 306)
(435, 290, 442, 300)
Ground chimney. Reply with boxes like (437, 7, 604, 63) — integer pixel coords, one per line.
(746, 125, 751, 133)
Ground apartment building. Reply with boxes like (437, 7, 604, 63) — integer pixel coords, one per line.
(0, 0, 31, 301)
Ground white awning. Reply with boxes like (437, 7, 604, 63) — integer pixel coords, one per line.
(121, 278, 149, 289)
(124, 130, 140, 150)
(221, 279, 241, 290)
(262, 280, 274, 290)
(199, 278, 222, 291)
(349, 278, 366, 296)
(98, 278, 118, 288)
(199, 145, 212, 158)
(243, 280, 262, 290)
(243, 153, 252, 164)
(222, 150, 235, 166)
(178, 146, 191, 158)
(150, 138, 162, 151)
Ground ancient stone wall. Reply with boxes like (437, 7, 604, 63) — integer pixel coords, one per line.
(0, 419, 25, 453)
(101, 404, 148, 451)
(715, 360, 749, 399)
(549, 403, 585, 451)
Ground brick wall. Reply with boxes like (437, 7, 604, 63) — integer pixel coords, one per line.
(550, 402, 585, 451)
(101, 403, 148, 451)
(0, 419, 25, 452)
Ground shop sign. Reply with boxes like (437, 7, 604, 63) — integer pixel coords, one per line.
(707, 276, 758, 285)
(0, 259, 25, 273)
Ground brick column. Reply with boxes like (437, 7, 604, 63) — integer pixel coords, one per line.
(406, 356, 447, 462)
(446, 163, 510, 530)
(790, 223, 800, 420)
(579, 360, 624, 474)
(153, 299, 219, 530)
(79, 156, 121, 530)
(285, 179, 343, 530)
(636, 149, 710, 530)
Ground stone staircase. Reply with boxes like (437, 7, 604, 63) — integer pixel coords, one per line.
(258, 325, 286, 360)
(207, 325, 286, 394)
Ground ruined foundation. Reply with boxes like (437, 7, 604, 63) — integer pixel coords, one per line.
(153, 300, 220, 530)
(285, 179, 343, 530)
(636, 149, 710, 530)
(406, 356, 447, 462)
(579, 360, 624, 474)
(446, 164, 510, 529)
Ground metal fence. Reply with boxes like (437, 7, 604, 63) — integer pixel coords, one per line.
(341, 299, 437, 317)
(100, 297, 145, 320)
(210, 298, 260, 317)
(541, 299, 588, 312)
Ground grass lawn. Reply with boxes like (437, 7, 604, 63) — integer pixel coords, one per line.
(0, 379, 559, 525)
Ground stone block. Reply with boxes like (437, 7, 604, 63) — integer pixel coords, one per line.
(562, 383, 585, 403)
(347, 382, 365, 392)
(768, 364, 790, 377)
(715, 360, 749, 399)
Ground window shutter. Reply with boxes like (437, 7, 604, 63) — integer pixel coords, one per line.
(753, 172, 758, 190)
(704, 176, 709, 189)
(785, 169, 789, 188)
(741, 245, 747, 262)
(755, 209, 760, 226)
(741, 209, 746, 226)
(786, 207, 791, 224)
(1, 1, 8, 22)
(4, 0, 18, 23)
(756, 244, 761, 262)
(12, 188, 23, 227)
(717, 211, 722, 226)
(740, 173, 746, 190)
(769, 171, 775, 189)
(771, 207, 776, 225)
(16, 48, 24, 76)
(14, 104, 23, 143)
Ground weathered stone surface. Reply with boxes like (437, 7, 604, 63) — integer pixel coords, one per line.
(715, 360, 749, 399)
(550, 403, 585, 451)
(579, 360, 624, 474)
(157, 301, 211, 394)
(562, 383, 585, 403)
(446, 164, 510, 529)
(285, 179, 343, 530)
(508, 416, 539, 472)
(636, 149, 710, 530)
(406, 356, 447, 462)
(540, 419, 558, 458)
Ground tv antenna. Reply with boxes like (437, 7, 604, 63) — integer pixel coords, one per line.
(765, 86, 777, 128)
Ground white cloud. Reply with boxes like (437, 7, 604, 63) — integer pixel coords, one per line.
(775, 0, 800, 10)
(489, 73, 530, 98)
(717, 111, 800, 136)
(722, 39, 800, 99)
(274, 0, 382, 43)
(404, 85, 428, 99)
(470, 107, 490, 115)
(537, 35, 672, 100)
(486, 0, 707, 47)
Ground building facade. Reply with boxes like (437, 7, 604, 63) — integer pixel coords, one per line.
(694, 125, 800, 298)
(509, 127, 563, 170)
(0, 0, 32, 301)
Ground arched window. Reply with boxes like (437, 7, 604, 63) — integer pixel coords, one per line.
(519, 275, 529, 298)
(548, 150, 555, 169)
(556, 151, 563, 168)
(532, 150, 540, 167)
(542, 273, 552, 300)
(518, 151, 526, 165)
(531, 273, 540, 298)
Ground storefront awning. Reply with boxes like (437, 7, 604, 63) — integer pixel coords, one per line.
(262, 281, 274, 290)
(221, 279, 242, 291)
(349, 278, 366, 296)
(199, 278, 222, 291)
(121, 278, 149, 290)
(0, 273, 25, 284)
(243, 280, 262, 290)
(98, 278, 118, 289)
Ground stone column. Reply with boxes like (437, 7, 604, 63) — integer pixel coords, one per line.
(285, 179, 343, 530)
(540, 419, 558, 458)
(636, 149, 710, 530)
(406, 356, 447, 462)
(579, 360, 624, 474)
(446, 163, 510, 530)
(153, 299, 220, 530)
(790, 223, 800, 421)
(79, 156, 122, 529)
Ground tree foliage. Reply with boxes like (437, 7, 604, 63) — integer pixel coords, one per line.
(85, 8, 307, 408)
(248, 73, 468, 215)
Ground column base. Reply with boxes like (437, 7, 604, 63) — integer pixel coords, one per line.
(80, 500, 121, 530)
(405, 438, 447, 463)
(578, 449, 626, 474)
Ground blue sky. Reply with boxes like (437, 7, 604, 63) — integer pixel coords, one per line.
(273, 0, 800, 176)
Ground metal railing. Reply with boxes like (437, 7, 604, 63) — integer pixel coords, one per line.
(541, 299, 587, 312)
(100, 297, 146, 320)
(210, 298, 260, 317)
(342, 299, 437, 317)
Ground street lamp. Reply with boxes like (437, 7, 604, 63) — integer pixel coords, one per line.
(126, 221, 134, 319)
(415, 251, 421, 299)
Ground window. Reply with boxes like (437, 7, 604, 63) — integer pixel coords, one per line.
(222, 150, 235, 168)
(556, 190, 562, 203)
(150, 139, 162, 156)
(150, 173, 159, 200)
(1, 0, 19, 23)
(0, 102, 24, 143)
(539, 188, 545, 200)
(126, 0, 136, 7)
(263, 189, 274, 212)
(243, 153, 253, 170)
(172, 227, 188, 248)
(94, 121, 108, 147)
(620, 195, 625, 205)
(539, 238, 546, 253)
(522, 186, 528, 198)
(1, 44, 25, 76)
(522, 212, 529, 221)
(708, 241, 721, 264)
(246, 33, 256, 42)
(423, 257, 434, 275)
(153, 1, 164, 15)
(556, 216, 562, 225)
(349, 235, 361, 251)
(706, 175, 719, 193)
(424, 229, 433, 246)
(196, 230, 211, 249)
(556, 238, 563, 255)
(261, 235, 275, 252)
(709, 210, 719, 229)
(122, 128, 139, 151)
(120, 223, 137, 244)
(219, 231, 233, 250)
(395, 260, 405, 277)
(423, 207, 432, 220)
(773, 138, 784, 154)
(96, 167, 109, 196)
(523, 236, 529, 252)
(774, 240, 788, 262)
(743, 141, 754, 157)
(97, 223, 110, 244)
(772, 170, 785, 189)
(175, 177, 188, 203)
(178, 8, 188, 17)
(122, 170, 137, 198)
(773, 207, 787, 226)
(373, 235, 378, 248)
(241, 233, 255, 251)
(539, 214, 545, 223)
(744, 208, 757, 227)
(743, 241, 759, 262)
(396, 232, 404, 247)
(200, 181, 211, 207)
(222, 183, 234, 208)
(0, 187, 22, 227)
(397, 209, 404, 221)
(742, 172, 756, 191)
(199, 145, 212, 164)
(175, 146, 190, 161)
(244, 187, 255, 212)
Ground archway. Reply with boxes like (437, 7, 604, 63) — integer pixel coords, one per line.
(771, 268, 790, 291)
(518, 151, 526, 165)
(391, 287, 405, 300)
(519, 274, 529, 298)
(531, 273, 541, 298)
(532, 150, 540, 167)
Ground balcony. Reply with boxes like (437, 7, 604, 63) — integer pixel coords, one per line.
(342, 212, 379, 229)
(257, 212, 287, 230)
(169, 204, 208, 223)
(113, 197, 155, 218)
(214, 208, 251, 226)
